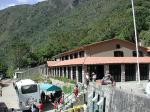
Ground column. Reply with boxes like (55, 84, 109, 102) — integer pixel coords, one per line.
(59, 67, 61, 77)
(149, 64, 150, 79)
(77, 52, 80, 58)
(104, 64, 109, 76)
(62, 67, 65, 77)
(82, 65, 87, 84)
(71, 66, 73, 80)
(76, 66, 79, 83)
(121, 64, 125, 82)
(66, 67, 69, 79)
(54, 68, 56, 77)
(136, 64, 139, 81)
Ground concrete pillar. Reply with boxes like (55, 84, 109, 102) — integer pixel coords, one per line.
(62, 67, 65, 77)
(55, 67, 57, 77)
(136, 65, 138, 81)
(59, 67, 61, 77)
(104, 64, 109, 76)
(121, 64, 125, 82)
(71, 66, 73, 80)
(82, 65, 87, 84)
(66, 67, 69, 79)
(77, 52, 80, 58)
(76, 66, 79, 83)
(149, 64, 150, 79)
(57, 67, 59, 77)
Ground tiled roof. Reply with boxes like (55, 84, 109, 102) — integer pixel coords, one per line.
(47, 57, 150, 67)
(47, 61, 59, 67)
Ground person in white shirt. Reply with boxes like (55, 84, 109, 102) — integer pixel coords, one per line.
(146, 80, 150, 96)
(86, 73, 90, 86)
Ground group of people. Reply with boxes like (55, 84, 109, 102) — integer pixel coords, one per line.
(85, 72, 116, 86)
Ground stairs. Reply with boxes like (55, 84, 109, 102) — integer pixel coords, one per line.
(57, 83, 87, 111)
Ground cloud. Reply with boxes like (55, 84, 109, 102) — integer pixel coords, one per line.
(16, 0, 29, 4)
(37, 0, 47, 1)
(0, 0, 47, 10)
(8, 3, 16, 7)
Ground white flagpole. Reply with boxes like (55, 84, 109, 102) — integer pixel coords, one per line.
(131, 0, 140, 83)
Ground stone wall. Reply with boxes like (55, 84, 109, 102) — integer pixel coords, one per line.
(87, 84, 150, 112)
(109, 89, 150, 112)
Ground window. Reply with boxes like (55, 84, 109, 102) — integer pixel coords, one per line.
(62, 56, 64, 61)
(70, 54, 73, 59)
(79, 51, 85, 57)
(114, 51, 124, 57)
(132, 51, 143, 57)
(148, 52, 150, 56)
(21, 84, 37, 94)
(65, 55, 68, 60)
(116, 44, 120, 49)
(74, 53, 78, 58)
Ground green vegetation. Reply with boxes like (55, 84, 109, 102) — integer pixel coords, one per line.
(30, 74, 44, 82)
(0, 0, 150, 76)
(52, 76, 76, 84)
(62, 85, 74, 94)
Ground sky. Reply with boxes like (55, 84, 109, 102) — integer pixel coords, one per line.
(0, 0, 47, 10)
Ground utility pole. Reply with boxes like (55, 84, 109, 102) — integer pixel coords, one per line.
(131, 0, 140, 83)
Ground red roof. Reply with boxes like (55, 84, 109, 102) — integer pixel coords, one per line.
(47, 61, 59, 67)
(47, 57, 150, 67)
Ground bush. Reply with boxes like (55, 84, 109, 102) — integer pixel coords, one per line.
(62, 85, 74, 94)
(47, 79, 52, 84)
(31, 74, 43, 83)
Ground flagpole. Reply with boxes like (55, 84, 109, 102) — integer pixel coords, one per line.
(131, 0, 140, 83)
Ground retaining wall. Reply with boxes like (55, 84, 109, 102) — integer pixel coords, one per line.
(88, 84, 150, 112)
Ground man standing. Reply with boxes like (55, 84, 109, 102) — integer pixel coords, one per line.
(92, 72, 96, 82)
(146, 80, 150, 96)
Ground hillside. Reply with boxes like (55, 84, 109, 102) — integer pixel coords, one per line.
(0, 0, 150, 76)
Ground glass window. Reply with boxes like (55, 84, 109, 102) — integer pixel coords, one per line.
(116, 44, 120, 49)
(70, 54, 73, 59)
(21, 84, 37, 94)
(74, 53, 78, 58)
(79, 51, 85, 57)
(132, 51, 143, 57)
(65, 55, 68, 60)
(114, 51, 124, 57)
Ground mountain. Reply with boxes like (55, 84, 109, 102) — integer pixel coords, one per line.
(0, 0, 150, 76)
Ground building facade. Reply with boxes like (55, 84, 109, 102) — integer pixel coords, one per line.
(47, 39, 150, 83)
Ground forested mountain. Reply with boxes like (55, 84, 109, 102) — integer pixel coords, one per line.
(0, 0, 150, 76)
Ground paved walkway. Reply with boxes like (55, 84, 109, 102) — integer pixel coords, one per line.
(0, 79, 20, 110)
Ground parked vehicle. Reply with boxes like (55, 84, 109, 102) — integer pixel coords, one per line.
(15, 79, 40, 111)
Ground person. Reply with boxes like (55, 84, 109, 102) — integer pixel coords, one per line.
(146, 80, 150, 96)
(101, 73, 115, 86)
(52, 100, 58, 111)
(86, 73, 90, 86)
(37, 101, 44, 112)
(73, 85, 79, 97)
(50, 93, 55, 103)
(41, 91, 45, 103)
(32, 104, 39, 112)
(92, 72, 96, 82)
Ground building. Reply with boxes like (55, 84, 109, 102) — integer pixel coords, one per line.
(47, 38, 150, 83)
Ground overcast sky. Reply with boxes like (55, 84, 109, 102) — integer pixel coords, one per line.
(0, 0, 47, 10)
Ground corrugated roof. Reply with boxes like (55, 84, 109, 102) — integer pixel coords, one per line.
(47, 57, 150, 67)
